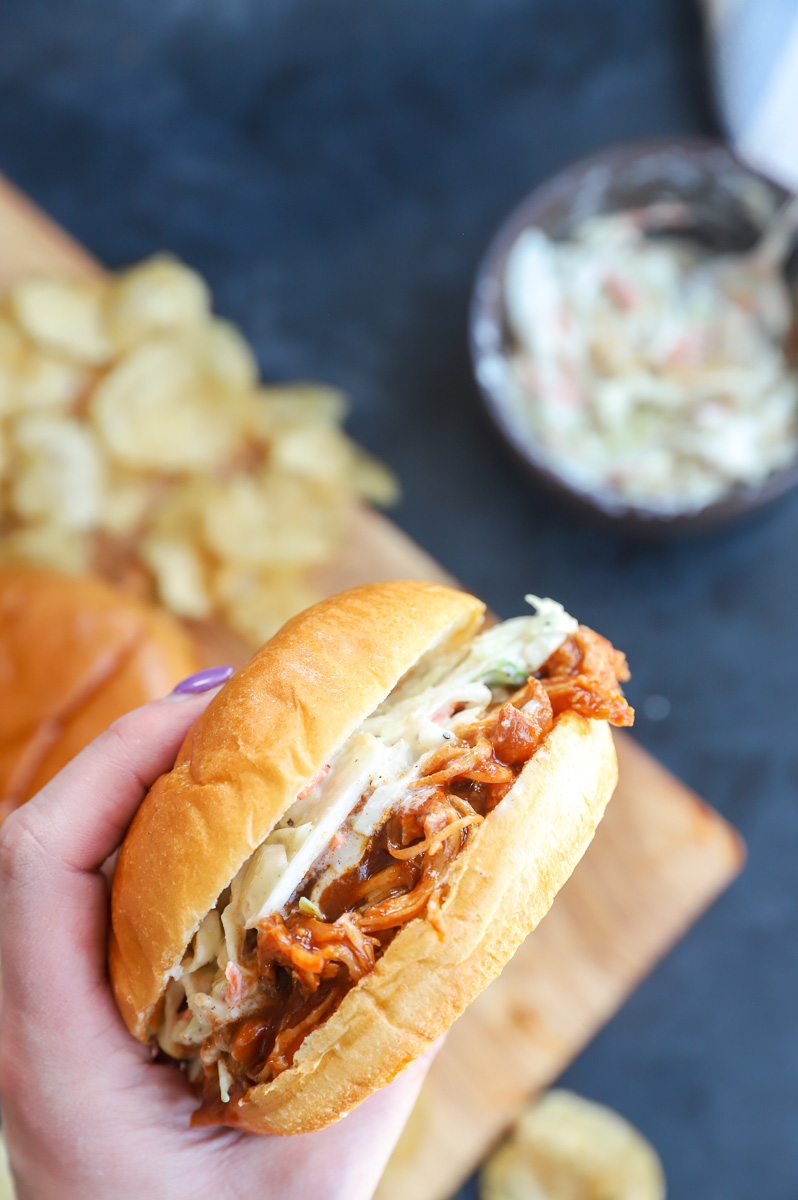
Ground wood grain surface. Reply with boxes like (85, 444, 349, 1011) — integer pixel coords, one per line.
(0, 170, 744, 1200)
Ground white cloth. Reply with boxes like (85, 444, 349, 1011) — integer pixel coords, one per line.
(708, 0, 798, 190)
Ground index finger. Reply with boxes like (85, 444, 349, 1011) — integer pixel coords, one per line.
(0, 692, 216, 1014)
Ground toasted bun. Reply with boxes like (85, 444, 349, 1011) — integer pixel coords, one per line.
(109, 581, 486, 1038)
(235, 712, 616, 1134)
(0, 566, 199, 819)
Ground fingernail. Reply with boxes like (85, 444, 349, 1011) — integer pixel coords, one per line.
(171, 665, 234, 695)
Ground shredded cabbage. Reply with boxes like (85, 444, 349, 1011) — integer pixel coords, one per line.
(218, 1060, 233, 1104)
(180, 909, 224, 974)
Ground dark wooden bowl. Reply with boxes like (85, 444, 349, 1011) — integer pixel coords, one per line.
(469, 137, 798, 536)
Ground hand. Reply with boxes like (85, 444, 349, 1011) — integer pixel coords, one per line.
(0, 688, 431, 1200)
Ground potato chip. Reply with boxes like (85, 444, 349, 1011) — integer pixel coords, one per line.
(0, 524, 91, 573)
(268, 426, 398, 503)
(100, 471, 157, 536)
(480, 1147, 550, 1200)
(0, 343, 87, 416)
(0, 314, 86, 412)
(147, 479, 218, 545)
(200, 472, 343, 568)
(8, 277, 113, 364)
(105, 255, 211, 349)
(9, 413, 105, 531)
(18, 354, 89, 412)
(268, 422, 354, 483)
(140, 534, 213, 619)
(480, 1090, 666, 1200)
(250, 384, 349, 440)
(90, 338, 247, 472)
(203, 317, 259, 391)
(351, 448, 400, 505)
(212, 562, 317, 646)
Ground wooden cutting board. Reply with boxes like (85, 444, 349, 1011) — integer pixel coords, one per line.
(0, 173, 744, 1200)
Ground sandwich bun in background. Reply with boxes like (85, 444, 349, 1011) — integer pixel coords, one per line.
(0, 565, 200, 821)
(109, 580, 632, 1136)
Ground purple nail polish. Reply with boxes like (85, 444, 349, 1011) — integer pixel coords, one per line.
(172, 665, 235, 695)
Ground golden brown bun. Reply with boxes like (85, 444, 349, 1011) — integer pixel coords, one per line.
(235, 712, 616, 1134)
(109, 581, 486, 1038)
(0, 566, 199, 819)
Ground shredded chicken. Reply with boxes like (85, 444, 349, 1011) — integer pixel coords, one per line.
(537, 626, 633, 726)
(417, 738, 515, 787)
(388, 814, 483, 860)
(257, 911, 378, 992)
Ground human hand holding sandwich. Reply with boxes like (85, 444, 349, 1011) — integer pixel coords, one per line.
(0, 672, 429, 1200)
(0, 581, 631, 1198)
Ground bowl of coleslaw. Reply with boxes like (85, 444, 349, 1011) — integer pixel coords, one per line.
(470, 138, 798, 533)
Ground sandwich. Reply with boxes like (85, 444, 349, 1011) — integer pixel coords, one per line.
(0, 565, 199, 821)
(109, 580, 632, 1135)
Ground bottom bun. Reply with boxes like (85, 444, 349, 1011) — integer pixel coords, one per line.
(231, 712, 617, 1135)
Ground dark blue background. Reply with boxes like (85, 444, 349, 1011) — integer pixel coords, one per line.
(1, 2, 794, 1196)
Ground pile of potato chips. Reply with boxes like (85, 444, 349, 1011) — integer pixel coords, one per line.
(480, 1090, 666, 1200)
(0, 256, 396, 644)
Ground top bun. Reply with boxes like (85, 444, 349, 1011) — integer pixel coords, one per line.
(110, 581, 485, 1039)
(0, 566, 199, 820)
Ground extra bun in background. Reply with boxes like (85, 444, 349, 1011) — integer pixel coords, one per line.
(110, 581, 630, 1135)
(0, 566, 200, 820)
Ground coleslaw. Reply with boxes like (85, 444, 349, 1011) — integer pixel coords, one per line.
(497, 212, 798, 513)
